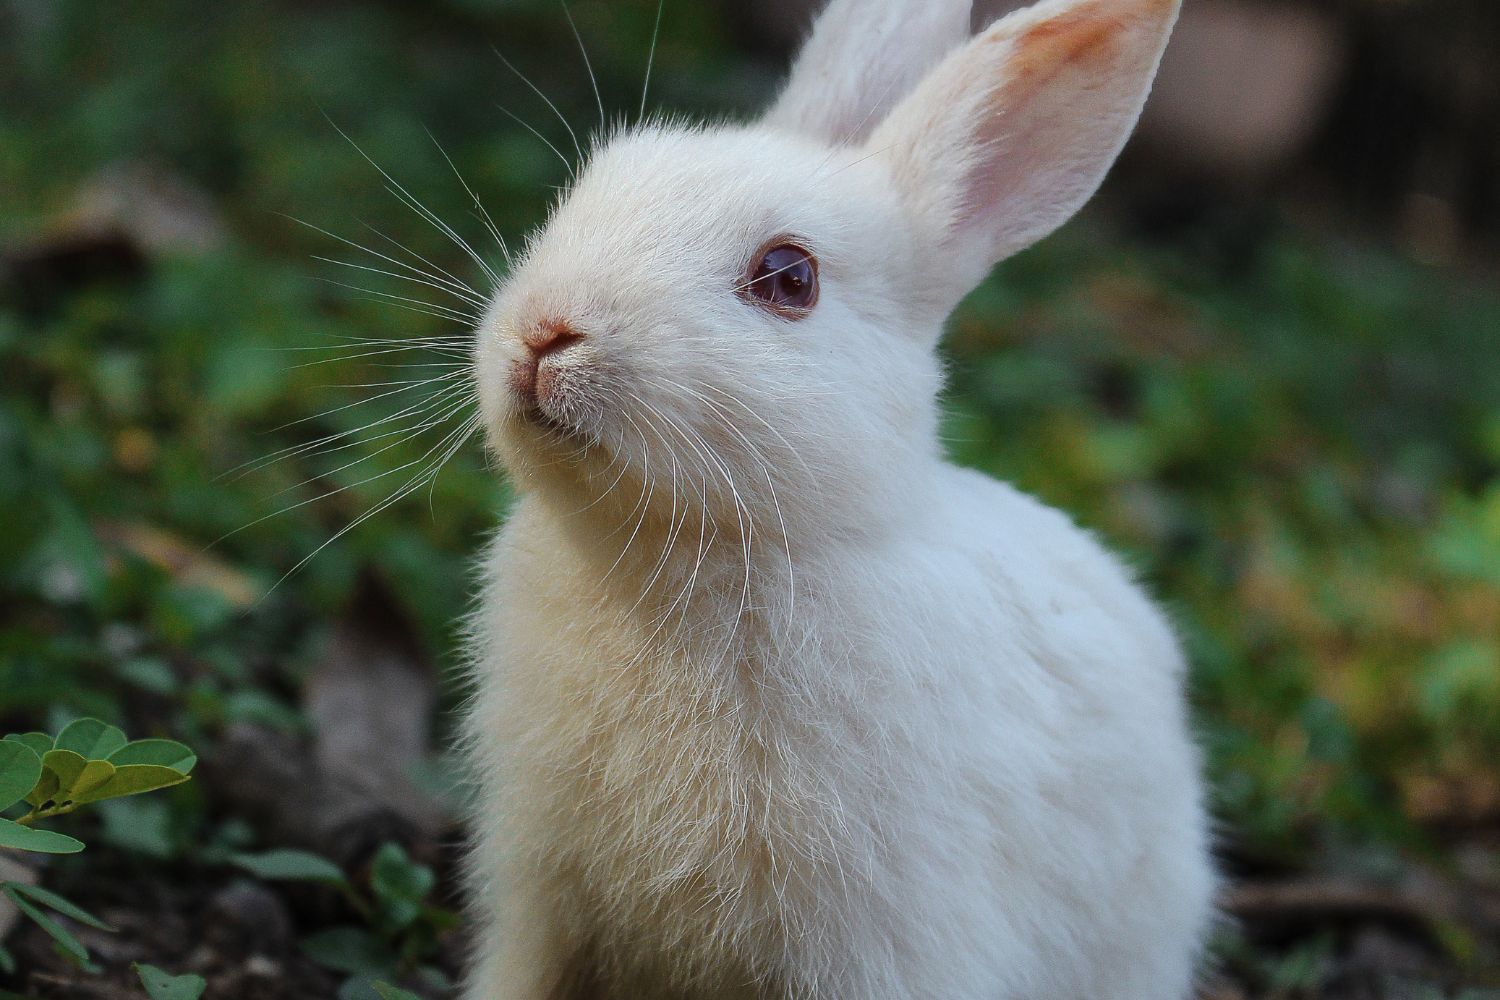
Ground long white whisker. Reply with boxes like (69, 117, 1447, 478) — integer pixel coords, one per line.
(314, 278, 481, 325)
(599, 415, 656, 586)
(647, 379, 783, 626)
(223, 372, 472, 479)
(422, 124, 516, 273)
(379, 181, 500, 289)
(640, 0, 666, 120)
(492, 45, 584, 166)
(313, 256, 489, 312)
(280, 214, 481, 304)
(560, 0, 606, 138)
(262, 412, 482, 596)
(231, 382, 475, 481)
(355, 217, 483, 301)
(222, 389, 477, 550)
(268, 388, 476, 501)
(322, 112, 500, 287)
(495, 104, 577, 181)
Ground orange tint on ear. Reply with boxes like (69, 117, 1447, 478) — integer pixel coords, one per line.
(1008, 0, 1174, 88)
(867, 0, 1181, 316)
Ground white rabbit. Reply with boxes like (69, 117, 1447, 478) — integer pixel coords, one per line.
(462, 0, 1215, 996)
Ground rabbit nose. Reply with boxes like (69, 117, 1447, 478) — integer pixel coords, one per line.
(511, 319, 585, 409)
(522, 319, 584, 360)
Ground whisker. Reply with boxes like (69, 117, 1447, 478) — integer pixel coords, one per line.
(355, 217, 484, 302)
(560, 0, 606, 138)
(492, 45, 584, 167)
(321, 111, 500, 287)
(281, 212, 480, 305)
(313, 255, 489, 312)
(496, 103, 577, 181)
(224, 369, 469, 470)
(640, 0, 666, 120)
(598, 412, 657, 586)
(267, 388, 476, 501)
(287, 344, 471, 369)
(226, 378, 474, 481)
(422, 124, 516, 273)
(267, 361, 471, 432)
(380, 181, 500, 289)
(314, 277, 481, 325)
(262, 412, 482, 597)
(222, 389, 477, 549)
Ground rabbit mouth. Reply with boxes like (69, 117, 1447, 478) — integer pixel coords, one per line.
(522, 405, 579, 438)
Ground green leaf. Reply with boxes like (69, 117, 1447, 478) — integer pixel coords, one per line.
(134, 962, 207, 1000)
(4, 882, 114, 930)
(2, 733, 54, 758)
(370, 842, 434, 932)
(222, 689, 306, 732)
(41, 749, 115, 802)
(230, 849, 348, 885)
(0, 741, 43, 812)
(71, 764, 191, 805)
(53, 719, 127, 760)
(0, 817, 85, 854)
(338, 977, 385, 1000)
(108, 739, 197, 774)
(300, 925, 394, 977)
(3, 885, 90, 965)
(371, 842, 434, 899)
(372, 983, 422, 1000)
(117, 657, 180, 695)
(24, 766, 59, 809)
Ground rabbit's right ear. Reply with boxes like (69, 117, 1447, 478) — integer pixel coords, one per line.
(762, 0, 973, 146)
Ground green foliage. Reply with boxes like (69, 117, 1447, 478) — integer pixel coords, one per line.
(369, 842, 438, 936)
(229, 848, 348, 886)
(0, 721, 194, 973)
(0, 822, 83, 855)
(134, 962, 207, 1000)
(227, 841, 456, 994)
(225, 842, 454, 991)
(0, 720, 195, 850)
(372, 983, 423, 1000)
(0, 882, 111, 970)
(0, 744, 42, 817)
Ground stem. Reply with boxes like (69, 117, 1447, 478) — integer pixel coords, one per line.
(13, 802, 80, 827)
(339, 883, 376, 922)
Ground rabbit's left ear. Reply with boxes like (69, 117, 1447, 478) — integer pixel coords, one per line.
(763, 0, 973, 146)
(868, 0, 1180, 314)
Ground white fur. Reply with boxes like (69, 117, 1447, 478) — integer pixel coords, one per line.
(462, 0, 1213, 997)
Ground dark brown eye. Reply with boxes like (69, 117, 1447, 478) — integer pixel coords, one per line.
(742, 242, 818, 316)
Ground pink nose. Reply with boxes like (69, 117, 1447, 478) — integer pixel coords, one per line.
(511, 319, 584, 408)
(522, 319, 583, 360)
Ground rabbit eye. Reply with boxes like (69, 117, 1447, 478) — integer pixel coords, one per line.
(742, 242, 818, 316)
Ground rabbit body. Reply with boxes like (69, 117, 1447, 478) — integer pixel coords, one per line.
(461, 0, 1213, 996)
(464, 466, 1211, 999)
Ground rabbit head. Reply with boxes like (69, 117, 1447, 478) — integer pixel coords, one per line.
(475, 0, 1180, 553)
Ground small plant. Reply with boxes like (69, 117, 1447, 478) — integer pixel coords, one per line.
(133, 961, 207, 1000)
(0, 719, 196, 973)
(230, 842, 454, 998)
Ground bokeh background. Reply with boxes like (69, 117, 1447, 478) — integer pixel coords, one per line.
(2, 0, 1498, 997)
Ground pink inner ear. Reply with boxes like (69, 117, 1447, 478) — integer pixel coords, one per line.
(947, 0, 1178, 263)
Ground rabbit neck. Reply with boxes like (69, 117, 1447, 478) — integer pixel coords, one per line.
(516, 449, 935, 649)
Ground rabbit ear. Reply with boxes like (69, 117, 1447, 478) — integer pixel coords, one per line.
(868, 0, 1180, 314)
(762, 0, 973, 146)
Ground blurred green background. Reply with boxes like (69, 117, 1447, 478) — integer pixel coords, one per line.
(2, 0, 1498, 996)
